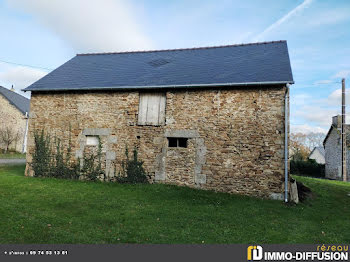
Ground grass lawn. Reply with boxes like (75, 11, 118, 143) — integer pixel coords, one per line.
(0, 164, 349, 244)
(0, 153, 26, 159)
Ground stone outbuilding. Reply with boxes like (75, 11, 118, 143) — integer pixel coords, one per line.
(0, 86, 30, 153)
(23, 40, 294, 199)
(324, 115, 350, 181)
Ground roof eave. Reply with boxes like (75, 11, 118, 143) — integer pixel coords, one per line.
(22, 81, 294, 92)
(308, 147, 316, 158)
(323, 125, 335, 146)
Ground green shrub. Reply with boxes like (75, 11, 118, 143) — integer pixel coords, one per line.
(117, 147, 149, 184)
(32, 130, 52, 177)
(80, 139, 104, 181)
(290, 159, 325, 178)
(49, 136, 80, 180)
(31, 128, 103, 180)
(31, 129, 149, 183)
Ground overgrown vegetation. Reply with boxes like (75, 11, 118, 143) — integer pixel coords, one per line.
(290, 159, 325, 178)
(32, 130, 54, 177)
(117, 147, 149, 184)
(1, 164, 350, 244)
(31, 129, 148, 183)
(31, 129, 102, 181)
(80, 139, 104, 181)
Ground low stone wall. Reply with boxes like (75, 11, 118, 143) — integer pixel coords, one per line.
(26, 86, 288, 198)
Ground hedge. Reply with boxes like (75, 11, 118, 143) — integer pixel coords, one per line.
(290, 159, 325, 178)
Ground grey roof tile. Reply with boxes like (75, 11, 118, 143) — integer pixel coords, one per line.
(23, 41, 294, 92)
(0, 86, 30, 114)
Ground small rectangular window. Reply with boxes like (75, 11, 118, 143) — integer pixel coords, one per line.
(178, 138, 188, 148)
(168, 138, 178, 147)
(86, 136, 99, 146)
(167, 137, 188, 148)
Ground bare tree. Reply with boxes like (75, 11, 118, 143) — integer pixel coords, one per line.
(304, 132, 325, 150)
(290, 133, 310, 160)
(290, 132, 326, 161)
(0, 126, 21, 153)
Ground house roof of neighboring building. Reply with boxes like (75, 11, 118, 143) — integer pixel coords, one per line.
(323, 124, 350, 146)
(23, 40, 294, 92)
(0, 86, 30, 114)
(309, 146, 325, 158)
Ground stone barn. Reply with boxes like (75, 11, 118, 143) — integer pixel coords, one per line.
(23, 41, 294, 199)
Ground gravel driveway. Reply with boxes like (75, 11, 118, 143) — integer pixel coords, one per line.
(0, 159, 26, 165)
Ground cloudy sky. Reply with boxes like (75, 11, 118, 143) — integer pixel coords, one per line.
(0, 0, 349, 134)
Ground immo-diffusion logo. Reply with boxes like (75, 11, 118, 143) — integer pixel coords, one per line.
(247, 245, 349, 261)
(247, 246, 263, 261)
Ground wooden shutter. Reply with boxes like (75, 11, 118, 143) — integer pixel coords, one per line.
(138, 92, 166, 125)
(138, 94, 148, 125)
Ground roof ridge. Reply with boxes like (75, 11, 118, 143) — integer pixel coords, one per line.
(77, 40, 287, 56)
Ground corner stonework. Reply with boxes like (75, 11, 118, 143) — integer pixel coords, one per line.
(75, 128, 117, 179)
(154, 129, 207, 186)
(194, 137, 207, 185)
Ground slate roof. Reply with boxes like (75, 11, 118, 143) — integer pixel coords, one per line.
(314, 146, 325, 157)
(0, 86, 30, 114)
(23, 40, 294, 92)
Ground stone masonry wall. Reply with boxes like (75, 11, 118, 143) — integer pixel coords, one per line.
(25, 86, 288, 198)
(324, 126, 350, 181)
(0, 94, 27, 152)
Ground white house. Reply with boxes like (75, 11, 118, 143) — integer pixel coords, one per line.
(308, 146, 325, 164)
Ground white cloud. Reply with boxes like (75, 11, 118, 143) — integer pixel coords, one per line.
(0, 66, 47, 97)
(327, 88, 350, 106)
(291, 124, 327, 134)
(7, 0, 153, 53)
(294, 105, 337, 127)
(292, 87, 350, 131)
(333, 70, 350, 79)
(254, 0, 313, 41)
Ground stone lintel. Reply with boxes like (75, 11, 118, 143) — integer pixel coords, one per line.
(164, 129, 199, 138)
(83, 128, 111, 136)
